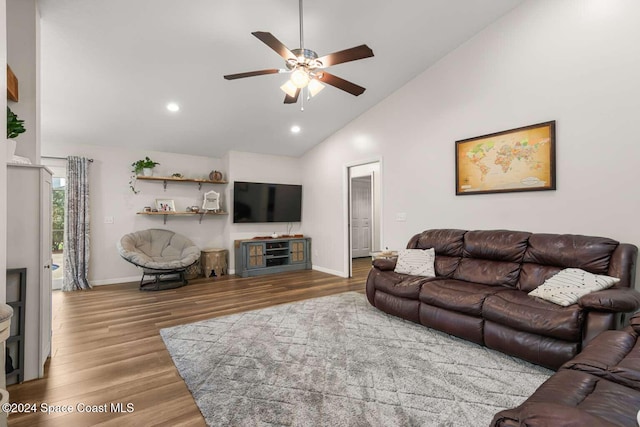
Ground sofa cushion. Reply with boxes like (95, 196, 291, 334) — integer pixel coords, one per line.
(453, 258, 521, 287)
(373, 270, 436, 299)
(462, 230, 531, 262)
(412, 229, 467, 256)
(523, 233, 619, 275)
(483, 290, 583, 341)
(528, 268, 619, 307)
(419, 279, 505, 316)
(394, 248, 435, 277)
(517, 263, 562, 292)
(451, 230, 530, 287)
(409, 229, 467, 278)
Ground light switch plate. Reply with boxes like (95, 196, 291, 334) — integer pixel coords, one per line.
(395, 212, 407, 222)
(104, 216, 114, 224)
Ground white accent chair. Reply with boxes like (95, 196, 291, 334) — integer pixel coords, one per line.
(117, 229, 200, 291)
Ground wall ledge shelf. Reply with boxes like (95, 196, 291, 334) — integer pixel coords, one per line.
(136, 175, 228, 191)
(137, 211, 228, 224)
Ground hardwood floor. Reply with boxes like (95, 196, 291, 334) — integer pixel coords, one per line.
(7, 258, 372, 426)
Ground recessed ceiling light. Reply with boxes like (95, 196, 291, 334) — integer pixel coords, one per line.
(291, 125, 301, 133)
(166, 102, 180, 112)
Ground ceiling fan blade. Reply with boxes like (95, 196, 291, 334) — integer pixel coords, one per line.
(252, 31, 296, 61)
(284, 88, 301, 104)
(316, 45, 374, 68)
(317, 72, 366, 96)
(223, 69, 281, 80)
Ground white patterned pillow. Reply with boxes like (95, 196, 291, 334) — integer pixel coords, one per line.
(394, 248, 435, 277)
(528, 268, 620, 307)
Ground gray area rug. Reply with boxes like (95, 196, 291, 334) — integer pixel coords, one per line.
(160, 292, 552, 426)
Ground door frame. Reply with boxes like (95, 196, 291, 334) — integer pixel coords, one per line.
(350, 175, 374, 258)
(344, 158, 383, 278)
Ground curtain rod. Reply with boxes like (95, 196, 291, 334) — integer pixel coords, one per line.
(42, 155, 94, 162)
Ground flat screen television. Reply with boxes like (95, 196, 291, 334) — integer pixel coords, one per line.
(233, 181, 302, 223)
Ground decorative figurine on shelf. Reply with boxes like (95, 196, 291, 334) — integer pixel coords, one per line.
(202, 190, 220, 211)
(209, 170, 223, 181)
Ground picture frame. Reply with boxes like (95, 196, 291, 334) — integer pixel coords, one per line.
(155, 199, 176, 212)
(202, 190, 220, 211)
(455, 121, 556, 195)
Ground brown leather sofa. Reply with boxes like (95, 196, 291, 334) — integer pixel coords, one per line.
(365, 229, 640, 369)
(492, 313, 640, 426)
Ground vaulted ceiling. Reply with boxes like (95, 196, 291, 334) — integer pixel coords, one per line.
(38, 0, 524, 158)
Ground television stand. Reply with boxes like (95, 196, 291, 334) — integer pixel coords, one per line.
(234, 237, 312, 277)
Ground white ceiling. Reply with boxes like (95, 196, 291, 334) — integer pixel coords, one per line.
(37, 0, 524, 158)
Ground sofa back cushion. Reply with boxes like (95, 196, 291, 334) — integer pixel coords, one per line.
(454, 230, 531, 287)
(518, 233, 619, 291)
(409, 229, 466, 278)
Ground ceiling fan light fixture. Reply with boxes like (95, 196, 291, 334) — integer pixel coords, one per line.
(280, 80, 298, 97)
(308, 78, 325, 97)
(290, 68, 310, 88)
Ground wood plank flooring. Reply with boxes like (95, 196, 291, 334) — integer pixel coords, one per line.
(7, 258, 372, 426)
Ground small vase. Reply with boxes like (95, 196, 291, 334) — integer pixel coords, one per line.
(143, 168, 153, 177)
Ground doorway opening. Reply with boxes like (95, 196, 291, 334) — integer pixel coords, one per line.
(347, 161, 381, 277)
(51, 176, 66, 290)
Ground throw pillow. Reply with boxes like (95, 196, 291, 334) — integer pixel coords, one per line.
(394, 248, 436, 277)
(528, 268, 620, 307)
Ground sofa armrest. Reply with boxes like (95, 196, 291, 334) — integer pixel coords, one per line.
(372, 258, 396, 271)
(630, 312, 640, 334)
(578, 288, 640, 312)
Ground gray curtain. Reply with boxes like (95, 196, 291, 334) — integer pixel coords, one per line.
(63, 156, 91, 291)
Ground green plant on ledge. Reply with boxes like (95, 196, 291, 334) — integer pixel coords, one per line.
(131, 156, 160, 174)
(129, 156, 160, 194)
(7, 107, 26, 139)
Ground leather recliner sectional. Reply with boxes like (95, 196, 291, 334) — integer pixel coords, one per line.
(492, 312, 640, 426)
(365, 229, 640, 370)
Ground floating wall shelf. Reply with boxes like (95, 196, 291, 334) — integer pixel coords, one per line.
(135, 175, 228, 191)
(137, 210, 228, 224)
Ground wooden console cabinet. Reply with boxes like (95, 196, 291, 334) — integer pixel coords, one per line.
(234, 237, 312, 277)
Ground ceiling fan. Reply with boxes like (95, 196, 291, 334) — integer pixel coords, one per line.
(223, 0, 374, 105)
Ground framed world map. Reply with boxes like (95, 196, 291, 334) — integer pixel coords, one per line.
(455, 121, 556, 195)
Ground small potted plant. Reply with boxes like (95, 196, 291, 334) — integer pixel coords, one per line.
(131, 156, 160, 177)
(7, 107, 26, 159)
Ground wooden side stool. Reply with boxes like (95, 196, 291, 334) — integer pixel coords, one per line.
(201, 248, 228, 278)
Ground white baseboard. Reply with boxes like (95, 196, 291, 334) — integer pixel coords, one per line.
(90, 275, 140, 286)
(313, 265, 348, 278)
(89, 270, 237, 286)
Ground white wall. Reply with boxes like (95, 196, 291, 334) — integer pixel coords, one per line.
(226, 151, 303, 270)
(302, 0, 640, 285)
(1, 0, 8, 303)
(43, 142, 226, 284)
(40, 146, 303, 282)
(6, 0, 39, 164)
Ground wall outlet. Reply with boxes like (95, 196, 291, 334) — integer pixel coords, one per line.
(104, 216, 114, 224)
(395, 212, 407, 222)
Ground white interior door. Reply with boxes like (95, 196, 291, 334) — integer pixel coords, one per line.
(40, 170, 53, 374)
(351, 176, 372, 258)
